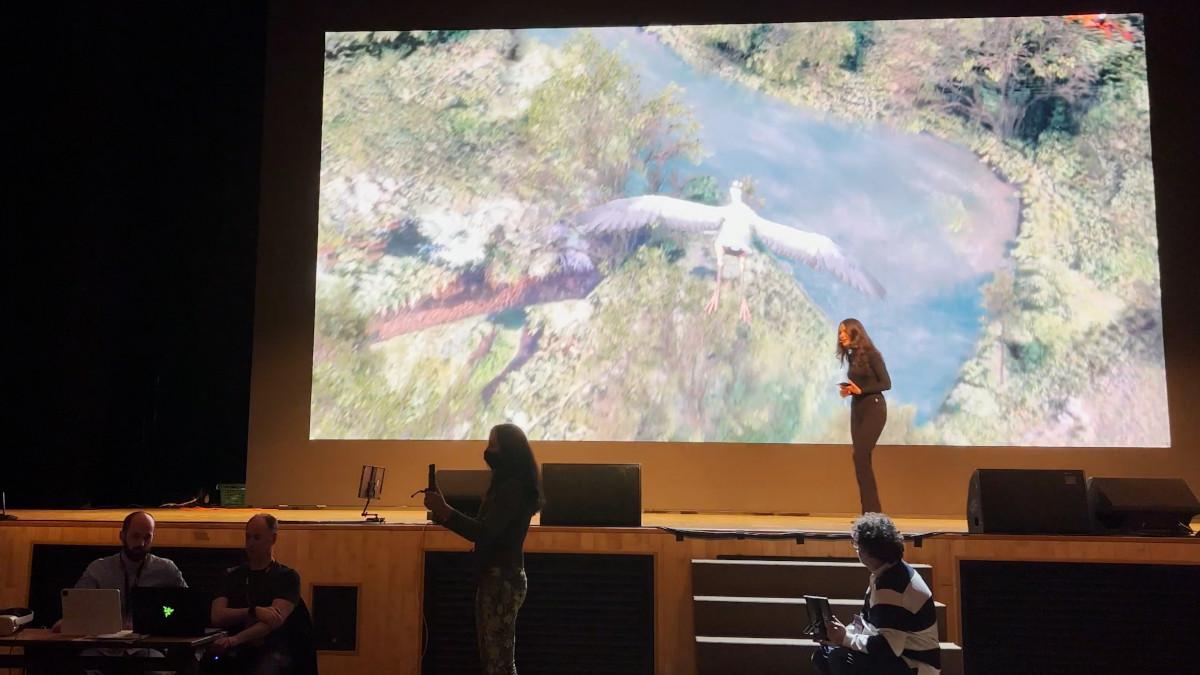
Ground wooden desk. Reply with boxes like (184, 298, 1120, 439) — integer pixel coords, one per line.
(0, 628, 223, 674)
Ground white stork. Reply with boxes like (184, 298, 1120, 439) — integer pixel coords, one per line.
(575, 180, 885, 324)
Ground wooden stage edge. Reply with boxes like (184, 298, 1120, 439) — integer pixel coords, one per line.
(1, 507, 975, 533)
(4, 507, 1198, 535)
(3, 509, 1197, 675)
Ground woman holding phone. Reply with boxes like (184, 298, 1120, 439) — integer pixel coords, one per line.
(837, 319, 891, 513)
(424, 423, 542, 675)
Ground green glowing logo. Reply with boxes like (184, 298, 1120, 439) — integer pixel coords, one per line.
(162, 605, 175, 618)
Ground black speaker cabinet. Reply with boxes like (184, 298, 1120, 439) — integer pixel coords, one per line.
(1088, 477, 1200, 536)
(967, 469, 1091, 534)
(311, 584, 358, 652)
(433, 469, 492, 518)
(541, 463, 642, 527)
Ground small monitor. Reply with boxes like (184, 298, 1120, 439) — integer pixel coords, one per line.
(358, 465, 385, 500)
(803, 595, 834, 642)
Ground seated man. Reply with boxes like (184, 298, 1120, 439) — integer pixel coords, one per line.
(52, 511, 187, 674)
(814, 513, 941, 675)
(207, 514, 316, 675)
(55, 510, 187, 630)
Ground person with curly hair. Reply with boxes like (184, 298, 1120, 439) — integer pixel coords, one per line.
(814, 513, 941, 675)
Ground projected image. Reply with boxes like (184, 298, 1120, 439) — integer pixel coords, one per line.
(313, 15, 1168, 446)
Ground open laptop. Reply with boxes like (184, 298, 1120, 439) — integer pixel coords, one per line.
(60, 588, 123, 636)
(131, 587, 211, 636)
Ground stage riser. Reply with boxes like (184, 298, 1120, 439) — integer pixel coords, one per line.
(691, 559, 933, 599)
(695, 638, 963, 675)
(694, 596, 948, 642)
(3, 515, 1196, 675)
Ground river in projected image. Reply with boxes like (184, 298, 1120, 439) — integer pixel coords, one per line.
(313, 16, 1168, 447)
(524, 26, 1019, 426)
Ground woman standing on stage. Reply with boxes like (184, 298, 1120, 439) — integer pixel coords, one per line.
(424, 423, 542, 675)
(837, 319, 891, 513)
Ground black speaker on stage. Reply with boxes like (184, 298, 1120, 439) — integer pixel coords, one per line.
(541, 464, 641, 527)
(433, 469, 491, 518)
(1087, 477, 1200, 536)
(967, 469, 1091, 534)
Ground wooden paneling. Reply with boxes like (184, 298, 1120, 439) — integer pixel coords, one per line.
(2, 512, 1197, 675)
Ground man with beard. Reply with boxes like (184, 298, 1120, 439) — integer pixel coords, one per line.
(52, 511, 188, 674)
(56, 511, 188, 629)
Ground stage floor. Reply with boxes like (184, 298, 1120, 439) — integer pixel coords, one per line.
(3, 507, 969, 533)
(6, 509, 1198, 541)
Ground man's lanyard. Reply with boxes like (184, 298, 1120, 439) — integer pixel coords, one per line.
(120, 555, 147, 613)
(244, 559, 276, 607)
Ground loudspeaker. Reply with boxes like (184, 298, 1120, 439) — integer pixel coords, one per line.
(1087, 477, 1200, 536)
(967, 469, 1091, 534)
(434, 469, 491, 517)
(541, 464, 641, 527)
(311, 585, 357, 652)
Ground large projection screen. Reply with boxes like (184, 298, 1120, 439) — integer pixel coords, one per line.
(247, 1, 1200, 515)
(313, 17, 1166, 448)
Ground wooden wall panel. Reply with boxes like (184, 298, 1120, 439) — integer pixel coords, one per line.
(2, 519, 1196, 675)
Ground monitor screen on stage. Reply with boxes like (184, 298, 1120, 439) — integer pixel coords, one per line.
(311, 15, 1167, 446)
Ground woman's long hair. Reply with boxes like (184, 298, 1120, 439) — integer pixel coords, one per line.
(488, 422, 543, 514)
(837, 318, 878, 367)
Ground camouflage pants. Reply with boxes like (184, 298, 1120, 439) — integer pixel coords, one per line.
(475, 566, 528, 675)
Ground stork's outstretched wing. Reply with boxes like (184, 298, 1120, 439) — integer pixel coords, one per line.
(751, 216, 886, 298)
(575, 195, 725, 234)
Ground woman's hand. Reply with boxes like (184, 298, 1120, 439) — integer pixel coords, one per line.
(822, 617, 847, 646)
(839, 381, 862, 397)
(423, 490, 452, 523)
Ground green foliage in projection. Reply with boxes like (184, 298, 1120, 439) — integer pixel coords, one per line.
(690, 23, 858, 85)
(314, 18, 1164, 446)
(521, 32, 702, 205)
(655, 16, 1164, 445)
(324, 30, 470, 61)
(681, 176, 723, 206)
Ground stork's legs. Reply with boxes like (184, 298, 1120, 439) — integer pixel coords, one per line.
(738, 255, 752, 325)
(704, 246, 724, 314)
(705, 248, 751, 324)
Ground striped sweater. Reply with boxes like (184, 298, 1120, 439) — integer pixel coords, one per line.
(842, 560, 941, 674)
